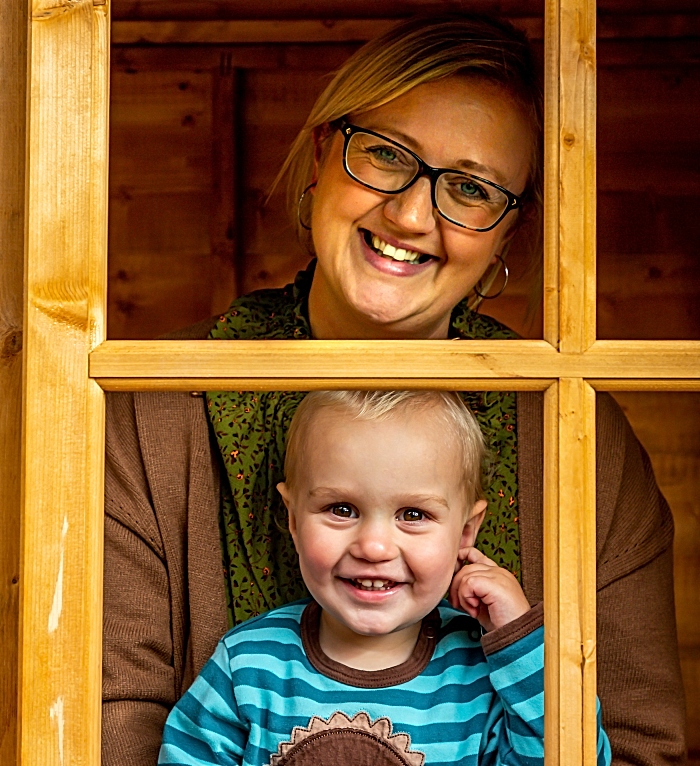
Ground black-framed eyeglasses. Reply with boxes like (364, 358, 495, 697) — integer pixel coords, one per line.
(339, 120, 521, 233)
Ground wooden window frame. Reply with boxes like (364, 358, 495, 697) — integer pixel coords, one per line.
(16, 0, 700, 764)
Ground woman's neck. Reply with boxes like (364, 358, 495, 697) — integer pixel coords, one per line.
(319, 609, 422, 671)
(308, 274, 451, 340)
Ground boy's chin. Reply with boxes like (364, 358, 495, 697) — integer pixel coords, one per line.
(323, 605, 436, 640)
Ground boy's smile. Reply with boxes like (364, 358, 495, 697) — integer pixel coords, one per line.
(278, 405, 485, 669)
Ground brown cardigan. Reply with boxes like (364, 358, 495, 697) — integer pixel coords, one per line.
(102, 324, 686, 765)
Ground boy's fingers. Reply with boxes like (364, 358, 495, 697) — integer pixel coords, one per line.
(465, 548, 498, 566)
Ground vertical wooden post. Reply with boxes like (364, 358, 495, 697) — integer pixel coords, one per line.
(545, 0, 596, 352)
(556, 0, 597, 353)
(544, 1, 598, 764)
(0, 0, 28, 761)
(544, 380, 597, 766)
(543, 0, 560, 348)
(20, 1, 109, 764)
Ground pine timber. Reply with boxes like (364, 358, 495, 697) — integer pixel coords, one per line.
(20, 1, 109, 764)
(0, 0, 27, 761)
(543, 1, 597, 763)
(11, 0, 699, 764)
(544, 380, 598, 766)
(87, 339, 700, 388)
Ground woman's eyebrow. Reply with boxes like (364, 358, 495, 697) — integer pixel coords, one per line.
(452, 158, 508, 186)
(370, 125, 508, 185)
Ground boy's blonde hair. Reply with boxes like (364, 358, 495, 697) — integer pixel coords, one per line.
(284, 390, 487, 509)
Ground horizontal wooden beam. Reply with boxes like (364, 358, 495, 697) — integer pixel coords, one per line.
(109, 38, 700, 73)
(110, 0, 700, 23)
(88, 339, 700, 389)
(111, 19, 398, 44)
(96, 377, 556, 392)
(110, 0, 538, 22)
(110, 14, 700, 45)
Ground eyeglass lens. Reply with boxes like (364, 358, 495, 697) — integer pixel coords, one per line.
(345, 130, 510, 230)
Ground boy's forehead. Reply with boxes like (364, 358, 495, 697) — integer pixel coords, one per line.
(297, 407, 467, 500)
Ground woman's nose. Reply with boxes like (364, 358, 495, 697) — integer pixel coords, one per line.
(349, 519, 399, 562)
(382, 176, 437, 234)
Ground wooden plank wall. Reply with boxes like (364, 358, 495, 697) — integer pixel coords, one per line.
(107, 2, 700, 760)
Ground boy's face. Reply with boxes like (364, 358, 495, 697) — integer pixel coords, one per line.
(278, 406, 486, 641)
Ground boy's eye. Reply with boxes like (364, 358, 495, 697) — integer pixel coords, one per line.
(330, 504, 357, 519)
(399, 508, 425, 522)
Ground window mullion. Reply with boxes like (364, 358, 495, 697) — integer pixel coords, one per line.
(20, 2, 109, 764)
(544, 379, 597, 766)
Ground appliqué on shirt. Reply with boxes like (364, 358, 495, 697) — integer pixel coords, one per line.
(268, 711, 425, 766)
(207, 261, 521, 627)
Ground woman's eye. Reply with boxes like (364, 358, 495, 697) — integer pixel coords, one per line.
(368, 145, 406, 166)
(399, 508, 425, 522)
(457, 179, 487, 200)
(330, 504, 357, 518)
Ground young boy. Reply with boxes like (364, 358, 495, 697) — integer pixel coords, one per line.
(159, 390, 611, 766)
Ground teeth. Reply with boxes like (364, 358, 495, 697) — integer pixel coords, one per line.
(370, 234, 422, 264)
(353, 578, 394, 591)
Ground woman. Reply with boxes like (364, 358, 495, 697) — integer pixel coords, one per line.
(102, 14, 686, 765)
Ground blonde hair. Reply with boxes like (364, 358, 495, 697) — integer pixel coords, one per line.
(272, 13, 543, 305)
(283, 390, 487, 509)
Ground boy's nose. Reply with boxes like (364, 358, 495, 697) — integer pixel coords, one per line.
(349, 518, 399, 562)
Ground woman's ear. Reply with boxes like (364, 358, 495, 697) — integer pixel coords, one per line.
(311, 123, 333, 183)
(459, 499, 487, 551)
(277, 482, 298, 542)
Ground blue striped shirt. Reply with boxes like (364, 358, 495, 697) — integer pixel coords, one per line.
(159, 600, 611, 766)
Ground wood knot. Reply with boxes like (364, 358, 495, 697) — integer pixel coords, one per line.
(1, 329, 22, 359)
(563, 133, 576, 149)
(579, 43, 595, 64)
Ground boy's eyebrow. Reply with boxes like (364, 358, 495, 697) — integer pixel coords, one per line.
(308, 486, 352, 498)
(308, 488, 451, 510)
(402, 494, 451, 510)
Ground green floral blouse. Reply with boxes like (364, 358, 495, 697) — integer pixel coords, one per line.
(207, 263, 521, 627)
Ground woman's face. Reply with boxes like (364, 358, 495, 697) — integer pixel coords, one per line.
(308, 76, 533, 340)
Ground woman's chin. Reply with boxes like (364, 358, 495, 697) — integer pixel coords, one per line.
(348, 293, 427, 331)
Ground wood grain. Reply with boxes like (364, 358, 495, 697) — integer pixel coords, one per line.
(108, 67, 225, 338)
(0, 0, 27, 760)
(557, 0, 596, 352)
(88, 339, 700, 387)
(110, 12, 700, 45)
(210, 63, 239, 313)
(20, 1, 109, 763)
(109, 0, 544, 21)
(108, 0, 700, 21)
(542, 0, 560, 346)
(111, 19, 399, 44)
(544, 380, 597, 766)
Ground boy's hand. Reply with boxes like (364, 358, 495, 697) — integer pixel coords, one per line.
(449, 547, 531, 632)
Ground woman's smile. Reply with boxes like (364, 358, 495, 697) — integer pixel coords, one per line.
(307, 75, 532, 340)
(359, 227, 438, 277)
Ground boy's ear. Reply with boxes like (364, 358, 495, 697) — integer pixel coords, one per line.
(276, 482, 298, 541)
(459, 499, 487, 551)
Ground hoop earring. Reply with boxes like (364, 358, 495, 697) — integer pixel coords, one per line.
(474, 254, 509, 300)
(297, 182, 316, 231)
